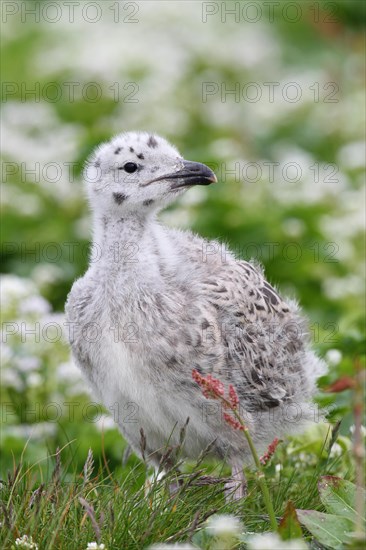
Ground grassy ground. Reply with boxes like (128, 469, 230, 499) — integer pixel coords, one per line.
(0, 422, 353, 549)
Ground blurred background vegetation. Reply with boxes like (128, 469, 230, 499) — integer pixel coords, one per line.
(1, 0, 365, 478)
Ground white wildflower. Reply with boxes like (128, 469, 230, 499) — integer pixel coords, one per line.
(58, 360, 83, 383)
(0, 275, 36, 309)
(27, 373, 43, 388)
(19, 295, 51, 316)
(32, 264, 64, 287)
(338, 141, 366, 170)
(147, 544, 196, 549)
(247, 532, 307, 549)
(95, 414, 117, 432)
(15, 534, 39, 549)
(8, 423, 57, 440)
(325, 349, 342, 366)
(206, 514, 242, 536)
(329, 442, 343, 457)
(11, 194, 42, 217)
(323, 275, 365, 300)
(1, 101, 81, 176)
(0, 342, 12, 364)
(86, 543, 106, 550)
(2, 369, 23, 391)
(281, 218, 305, 237)
(14, 356, 41, 373)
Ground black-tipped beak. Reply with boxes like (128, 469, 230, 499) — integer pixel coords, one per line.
(168, 160, 217, 189)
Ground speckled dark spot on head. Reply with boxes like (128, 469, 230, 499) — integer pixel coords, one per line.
(143, 199, 154, 207)
(255, 303, 265, 311)
(129, 147, 134, 153)
(201, 319, 210, 330)
(147, 135, 158, 148)
(151, 166, 159, 173)
(114, 147, 122, 154)
(113, 192, 128, 205)
(137, 153, 144, 160)
(94, 159, 101, 168)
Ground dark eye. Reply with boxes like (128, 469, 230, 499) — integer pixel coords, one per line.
(123, 162, 138, 173)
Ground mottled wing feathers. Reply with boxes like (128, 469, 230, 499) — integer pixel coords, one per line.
(200, 260, 305, 412)
(205, 259, 291, 321)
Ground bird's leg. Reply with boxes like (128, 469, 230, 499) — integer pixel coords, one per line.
(168, 476, 184, 495)
(147, 449, 183, 496)
(225, 460, 247, 501)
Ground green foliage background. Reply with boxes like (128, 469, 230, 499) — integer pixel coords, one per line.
(1, 0, 365, 480)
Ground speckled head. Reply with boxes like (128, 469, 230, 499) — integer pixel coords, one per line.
(84, 131, 217, 217)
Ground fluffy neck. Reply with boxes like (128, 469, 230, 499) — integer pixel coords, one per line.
(90, 211, 156, 275)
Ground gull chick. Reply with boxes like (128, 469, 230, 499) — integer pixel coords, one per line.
(66, 132, 325, 497)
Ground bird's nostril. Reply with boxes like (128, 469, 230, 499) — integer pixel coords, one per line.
(183, 161, 211, 174)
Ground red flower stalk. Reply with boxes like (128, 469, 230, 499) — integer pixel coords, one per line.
(192, 370, 246, 430)
(192, 369, 225, 399)
(228, 384, 239, 410)
(223, 412, 244, 431)
(260, 437, 281, 465)
(192, 369, 278, 531)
